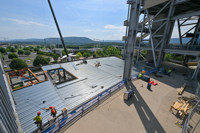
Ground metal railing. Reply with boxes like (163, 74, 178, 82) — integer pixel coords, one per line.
(35, 80, 126, 133)
(135, 43, 200, 51)
(182, 99, 200, 133)
(32, 67, 158, 133)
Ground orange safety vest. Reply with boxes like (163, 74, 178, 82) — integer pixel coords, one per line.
(51, 109, 56, 114)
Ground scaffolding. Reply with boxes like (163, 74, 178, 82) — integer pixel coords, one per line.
(123, 1, 200, 132)
(123, 0, 200, 81)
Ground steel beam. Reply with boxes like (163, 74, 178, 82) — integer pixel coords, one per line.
(151, 1, 170, 21)
(123, 0, 141, 81)
(152, 22, 166, 36)
(172, 10, 200, 20)
(192, 60, 200, 79)
(136, 14, 145, 63)
(124, 4, 131, 55)
(157, 0, 176, 67)
(48, 0, 69, 58)
(177, 19, 183, 45)
(146, 9, 157, 67)
(191, 18, 200, 45)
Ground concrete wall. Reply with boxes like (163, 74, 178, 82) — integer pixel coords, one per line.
(144, 0, 169, 9)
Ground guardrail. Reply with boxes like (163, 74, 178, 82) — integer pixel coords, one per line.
(33, 67, 157, 133)
(38, 80, 126, 133)
(182, 99, 200, 133)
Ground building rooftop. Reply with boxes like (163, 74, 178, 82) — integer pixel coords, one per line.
(12, 57, 136, 133)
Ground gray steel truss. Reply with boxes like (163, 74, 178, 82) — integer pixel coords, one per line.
(123, 1, 200, 132)
(123, 0, 200, 80)
(123, 0, 141, 81)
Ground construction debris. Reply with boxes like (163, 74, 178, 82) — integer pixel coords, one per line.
(95, 62, 101, 67)
(169, 96, 195, 119)
(177, 83, 186, 95)
(175, 121, 182, 128)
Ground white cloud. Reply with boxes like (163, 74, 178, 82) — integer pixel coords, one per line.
(102, 24, 126, 40)
(104, 24, 125, 30)
(83, 29, 93, 32)
(2, 18, 49, 27)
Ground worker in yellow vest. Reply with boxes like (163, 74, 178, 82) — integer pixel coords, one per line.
(167, 69, 172, 76)
(34, 112, 43, 130)
(138, 73, 142, 79)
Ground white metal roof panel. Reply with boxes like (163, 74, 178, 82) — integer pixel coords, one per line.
(12, 57, 131, 132)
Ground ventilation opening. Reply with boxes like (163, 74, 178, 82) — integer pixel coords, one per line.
(47, 68, 77, 85)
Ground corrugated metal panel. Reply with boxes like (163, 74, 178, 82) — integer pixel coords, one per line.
(12, 57, 133, 132)
(0, 60, 18, 133)
(42, 64, 61, 71)
(13, 81, 66, 133)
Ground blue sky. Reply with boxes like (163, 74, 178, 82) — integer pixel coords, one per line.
(0, 0, 128, 40)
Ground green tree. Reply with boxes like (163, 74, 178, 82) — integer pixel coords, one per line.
(76, 52, 82, 59)
(0, 47, 6, 53)
(93, 52, 97, 58)
(18, 50, 24, 55)
(10, 47, 16, 52)
(23, 47, 30, 51)
(53, 55, 59, 62)
(33, 55, 49, 66)
(83, 51, 91, 58)
(14, 45, 19, 49)
(9, 58, 28, 70)
(62, 50, 66, 56)
(24, 50, 31, 56)
(8, 53, 18, 59)
(0, 52, 5, 60)
(95, 50, 104, 57)
(34, 48, 39, 52)
(6, 46, 12, 52)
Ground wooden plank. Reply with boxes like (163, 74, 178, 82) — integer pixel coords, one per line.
(177, 83, 186, 95)
(6, 72, 12, 89)
(28, 68, 41, 82)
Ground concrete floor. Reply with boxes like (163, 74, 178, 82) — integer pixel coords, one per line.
(63, 72, 196, 133)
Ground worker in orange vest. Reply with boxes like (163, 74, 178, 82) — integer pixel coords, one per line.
(49, 106, 57, 117)
(34, 111, 43, 130)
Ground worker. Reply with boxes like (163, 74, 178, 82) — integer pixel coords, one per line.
(138, 73, 142, 79)
(49, 106, 57, 117)
(167, 69, 172, 76)
(142, 70, 146, 74)
(147, 82, 152, 90)
(34, 112, 43, 130)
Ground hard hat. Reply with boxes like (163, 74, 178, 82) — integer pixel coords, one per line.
(37, 111, 41, 115)
(49, 106, 52, 109)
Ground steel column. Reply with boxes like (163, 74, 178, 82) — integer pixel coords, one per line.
(191, 17, 200, 45)
(157, 0, 176, 67)
(123, 0, 141, 81)
(136, 14, 145, 63)
(146, 9, 157, 67)
(177, 19, 183, 45)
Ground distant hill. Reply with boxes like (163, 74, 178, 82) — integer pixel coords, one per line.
(104, 38, 191, 44)
(3, 37, 95, 45)
(170, 38, 191, 44)
(104, 40, 124, 43)
(0, 37, 192, 45)
(45, 37, 95, 45)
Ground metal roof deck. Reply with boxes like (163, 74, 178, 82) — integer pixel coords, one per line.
(12, 57, 129, 133)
